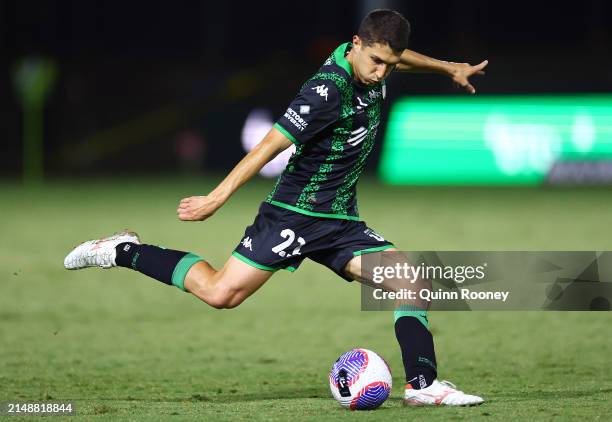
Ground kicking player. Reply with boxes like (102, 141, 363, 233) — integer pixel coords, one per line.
(64, 9, 487, 406)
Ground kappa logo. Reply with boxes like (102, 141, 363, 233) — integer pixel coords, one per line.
(312, 84, 329, 101)
(241, 236, 253, 251)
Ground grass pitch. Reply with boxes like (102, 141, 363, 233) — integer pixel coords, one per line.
(1, 177, 611, 421)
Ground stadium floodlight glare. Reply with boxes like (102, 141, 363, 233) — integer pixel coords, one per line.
(379, 95, 612, 185)
(241, 108, 295, 177)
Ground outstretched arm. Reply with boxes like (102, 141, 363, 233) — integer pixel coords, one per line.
(395, 49, 488, 94)
(177, 127, 293, 221)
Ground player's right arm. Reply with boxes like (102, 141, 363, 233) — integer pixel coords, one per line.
(178, 78, 340, 222)
(177, 128, 293, 221)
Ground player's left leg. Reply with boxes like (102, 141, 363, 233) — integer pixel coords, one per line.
(64, 203, 307, 309)
(182, 256, 273, 309)
(344, 251, 484, 406)
(63, 230, 274, 309)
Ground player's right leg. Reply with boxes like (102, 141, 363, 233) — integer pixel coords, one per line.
(63, 230, 274, 309)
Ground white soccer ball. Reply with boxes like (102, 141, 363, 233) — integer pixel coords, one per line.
(328, 348, 392, 410)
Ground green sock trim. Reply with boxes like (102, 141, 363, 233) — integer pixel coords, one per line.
(171, 253, 205, 292)
(394, 304, 429, 329)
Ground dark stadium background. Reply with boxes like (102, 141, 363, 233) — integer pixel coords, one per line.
(2, 0, 611, 178)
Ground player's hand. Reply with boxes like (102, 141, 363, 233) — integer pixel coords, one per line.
(177, 195, 223, 221)
(449, 60, 488, 94)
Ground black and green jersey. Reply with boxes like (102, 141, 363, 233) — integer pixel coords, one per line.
(268, 42, 386, 220)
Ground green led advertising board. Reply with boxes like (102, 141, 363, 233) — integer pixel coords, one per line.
(379, 95, 612, 185)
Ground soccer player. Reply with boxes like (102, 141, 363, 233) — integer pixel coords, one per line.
(65, 10, 487, 406)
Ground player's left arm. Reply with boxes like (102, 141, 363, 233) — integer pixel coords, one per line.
(395, 49, 488, 94)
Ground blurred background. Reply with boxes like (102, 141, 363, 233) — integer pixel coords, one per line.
(2, 0, 612, 183)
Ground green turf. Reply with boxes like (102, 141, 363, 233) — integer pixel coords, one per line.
(1, 177, 611, 421)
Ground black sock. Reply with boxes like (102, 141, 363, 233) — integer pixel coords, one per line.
(115, 243, 189, 285)
(395, 316, 437, 389)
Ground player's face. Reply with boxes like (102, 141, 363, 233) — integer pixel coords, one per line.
(348, 35, 402, 85)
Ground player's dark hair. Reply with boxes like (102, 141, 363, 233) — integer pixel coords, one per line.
(358, 9, 411, 53)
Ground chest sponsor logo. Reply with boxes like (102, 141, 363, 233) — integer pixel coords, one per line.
(283, 107, 308, 132)
(348, 126, 367, 146)
(312, 84, 329, 101)
(347, 122, 380, 147)
(368, 89, 382, 100)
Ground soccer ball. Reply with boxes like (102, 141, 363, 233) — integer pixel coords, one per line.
(328, 348, 392, 410)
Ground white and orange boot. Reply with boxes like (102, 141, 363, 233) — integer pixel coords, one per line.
(403, 380, 484, 406)
(64, 231, 140, 270)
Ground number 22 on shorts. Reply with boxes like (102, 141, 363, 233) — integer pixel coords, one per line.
(271, 229, 306, 258)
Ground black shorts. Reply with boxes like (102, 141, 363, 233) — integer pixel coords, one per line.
(232, 202, 394, 281)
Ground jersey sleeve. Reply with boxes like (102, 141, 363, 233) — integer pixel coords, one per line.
(274, 79, 341, 145)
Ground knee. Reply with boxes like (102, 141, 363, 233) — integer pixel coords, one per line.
(187, 272, 247, 309)
(206, 287, 243, 309)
